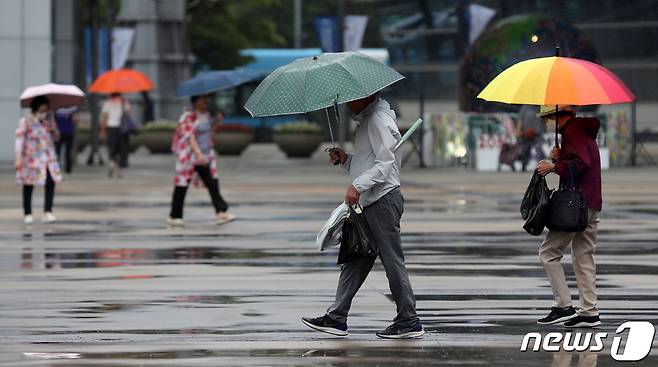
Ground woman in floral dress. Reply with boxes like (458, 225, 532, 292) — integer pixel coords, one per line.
(15, 96, 62, 224)
(167, 94, 234, 227)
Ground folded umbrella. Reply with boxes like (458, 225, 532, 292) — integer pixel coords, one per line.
(20, 83, 85, 109)
(176, 69, 255, 98)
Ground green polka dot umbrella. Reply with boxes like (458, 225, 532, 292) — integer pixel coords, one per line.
(244, 52, 405, 117)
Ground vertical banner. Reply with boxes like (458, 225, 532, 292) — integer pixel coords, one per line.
(112, 28, 134, 69)
(86, 27, 135, 84)
(343, 15, 368, 52)
(468, 4, 496, 45)
(314, 16, 339, 53)
(84, 28, 111, 84)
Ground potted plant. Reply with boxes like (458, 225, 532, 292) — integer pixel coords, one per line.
(139, 120, 178, 154)
(75, 123, 91, 153)
(214, 124, 254, 156)
(129, 132, 143, 153)
(272, 121, 324, 158)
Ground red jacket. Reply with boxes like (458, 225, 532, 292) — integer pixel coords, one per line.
(554, 117, 602, 211)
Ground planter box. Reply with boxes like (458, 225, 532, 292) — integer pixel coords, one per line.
(273, 132, 324, 158)
(214, 131, 254, 156)
(129, 134, 143, 153)
(142, 131, 175, 154)
(76, 129, 90, 152)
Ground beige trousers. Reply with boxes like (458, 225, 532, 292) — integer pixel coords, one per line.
(539, 209, 600, 316)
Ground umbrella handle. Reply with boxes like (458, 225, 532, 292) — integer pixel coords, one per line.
(325, 106, 341, 165)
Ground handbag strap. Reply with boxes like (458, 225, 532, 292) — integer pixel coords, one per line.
(567, 161, 580, 190)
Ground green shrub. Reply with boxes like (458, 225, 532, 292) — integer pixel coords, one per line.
(140, 120, 178, 132)
(274, 121, 322, 134)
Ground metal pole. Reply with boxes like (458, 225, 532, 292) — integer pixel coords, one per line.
(631, 99, 637, 166)
(293, 0, 302, 48)
(87, 0, 102, 165)
(555, 47, 560, 147)
(337, 0, 348, 146)
(419, 91, 426, 167)
(107, 0, 113, 69)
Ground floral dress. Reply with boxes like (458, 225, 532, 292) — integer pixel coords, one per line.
(15, 116, 62, 186)
(172, 109, 218, 187)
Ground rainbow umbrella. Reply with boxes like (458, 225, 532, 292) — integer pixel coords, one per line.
(478, 48, 635, 143)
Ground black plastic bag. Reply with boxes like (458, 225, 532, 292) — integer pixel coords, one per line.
(337, 205, 377, 265)
(521, 171, 552, 236)
(521, 171, 542, 220)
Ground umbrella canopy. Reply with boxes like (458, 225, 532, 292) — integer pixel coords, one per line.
(20, 83, 85, 109)
(477, 55, 635, 106)
(175, 69, 254, 98)
(89, 69, 154, 94)
(244, 51, 404, 117)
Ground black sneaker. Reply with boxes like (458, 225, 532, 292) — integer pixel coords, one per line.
(301, 315, 348, 337)
(376, 322, 425, 339)
(564, 315, 601, 328)
(537, 307, 577, 325)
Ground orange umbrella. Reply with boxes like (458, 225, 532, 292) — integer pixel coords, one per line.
(89, 69, 154, 94)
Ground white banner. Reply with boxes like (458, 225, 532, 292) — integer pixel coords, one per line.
(343, 15, 368, 52)
(468, 4, 496, 45)
(112, 28, 134, 69)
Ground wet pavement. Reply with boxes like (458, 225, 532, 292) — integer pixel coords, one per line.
(0, 145, 657, 366)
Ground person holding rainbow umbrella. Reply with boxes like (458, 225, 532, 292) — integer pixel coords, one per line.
(479, 47, 635, 328)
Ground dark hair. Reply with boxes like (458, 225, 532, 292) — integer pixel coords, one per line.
(110, 92, 121, 98)
(190, 95, 201, 104)
(30, 95, 50, 113)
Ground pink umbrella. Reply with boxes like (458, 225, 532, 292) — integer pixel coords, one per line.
(20, 83, 85, 109)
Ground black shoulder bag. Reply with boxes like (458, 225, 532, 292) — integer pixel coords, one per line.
(546, 162, 588, 232)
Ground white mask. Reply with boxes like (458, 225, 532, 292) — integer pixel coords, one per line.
(36, 112, 48, 120)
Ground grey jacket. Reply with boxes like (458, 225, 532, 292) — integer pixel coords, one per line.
(344, 98, 402, 207)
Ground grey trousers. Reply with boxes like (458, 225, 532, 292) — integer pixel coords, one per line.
(326, 188, 419, 327)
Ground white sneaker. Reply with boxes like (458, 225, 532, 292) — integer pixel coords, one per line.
(43, 212, 57, 223)
(108, 161, 115, 178)
(24, 215, 34, 225)
(216, 212, 236, 224)
(167, 217, 185, 227)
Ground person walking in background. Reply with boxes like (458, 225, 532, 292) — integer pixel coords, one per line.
(15, 96, 62, 225)
(54, 106, 79, 174)
(167, 94, 235, 227)
(302, 94, 424, 339)
(518, 105, 546, 172)
(535, 105, 603, 328)
(100, 93, 132, 178)
(211, 109, 225, 146)
(141, 91, 154, 124)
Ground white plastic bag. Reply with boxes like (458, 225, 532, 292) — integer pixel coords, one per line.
(316, 203, 349, 251)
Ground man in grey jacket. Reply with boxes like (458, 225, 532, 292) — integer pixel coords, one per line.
(302, 94, 424, 339)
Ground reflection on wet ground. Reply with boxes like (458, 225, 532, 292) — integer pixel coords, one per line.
(0, 154, 657, 366)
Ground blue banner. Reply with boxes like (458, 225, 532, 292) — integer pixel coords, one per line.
(314, 16, 339, 53)
(84, 28, 111, 85)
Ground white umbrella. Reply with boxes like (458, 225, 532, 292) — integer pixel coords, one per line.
(20, 83, 85, 109)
